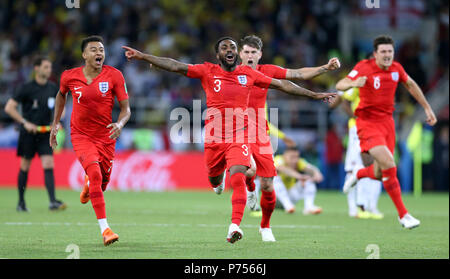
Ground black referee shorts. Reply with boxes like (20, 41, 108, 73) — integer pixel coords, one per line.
(17, 130, 53, 159)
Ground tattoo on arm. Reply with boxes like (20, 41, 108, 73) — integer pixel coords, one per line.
(143, 54, 188, 75)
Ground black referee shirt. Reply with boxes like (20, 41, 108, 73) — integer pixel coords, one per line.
(12, 80, 58, 126)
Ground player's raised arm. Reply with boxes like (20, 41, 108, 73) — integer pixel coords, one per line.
(335, 76, 367, 91)
(402, 76, 437, 126)
(49, 90, 66, 149)
(269, 78, 336, 103)
(122, 46, 189, 76)
(286, 57, 341, 80)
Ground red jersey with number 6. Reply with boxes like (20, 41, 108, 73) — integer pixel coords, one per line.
(59, 65, 129, 144)
(347, 58, 408, 121)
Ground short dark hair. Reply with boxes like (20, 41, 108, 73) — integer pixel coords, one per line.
(33, 56, 50, 67)
(284, 146, 299, 153)
(214, 37, 237, 53)
(81, 35, 104, 52)
(240, 35, 263, 50)
(373, 35, 394, 51)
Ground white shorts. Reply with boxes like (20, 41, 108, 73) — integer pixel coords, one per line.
(344, 126, 364, 172)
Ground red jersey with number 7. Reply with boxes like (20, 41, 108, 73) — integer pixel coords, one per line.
(59, 65, 129, 144)
(347, 58, 408, 121)
(187, 62, 273, 143)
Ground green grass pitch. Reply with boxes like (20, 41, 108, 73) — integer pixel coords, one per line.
(0, 188, 448, 259)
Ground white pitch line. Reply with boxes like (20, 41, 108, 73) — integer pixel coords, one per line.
(3, 222, 343, 229)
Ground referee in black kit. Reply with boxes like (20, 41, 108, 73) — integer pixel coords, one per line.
(4, 57, 66, 212)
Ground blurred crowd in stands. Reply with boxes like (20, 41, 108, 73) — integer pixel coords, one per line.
(0, 0, 448, 190)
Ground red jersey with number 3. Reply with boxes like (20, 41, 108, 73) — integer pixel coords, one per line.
(347, 58, 408, 121)
(187, 62, 273, 142)
(59, 65, 129, 144)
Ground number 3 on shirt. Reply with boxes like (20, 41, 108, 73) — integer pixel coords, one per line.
(213, 79, 221, 92)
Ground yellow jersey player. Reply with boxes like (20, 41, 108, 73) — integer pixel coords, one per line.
(272, 146, 323, 215)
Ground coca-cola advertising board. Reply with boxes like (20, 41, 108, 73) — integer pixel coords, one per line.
(0, 149, 210, 190)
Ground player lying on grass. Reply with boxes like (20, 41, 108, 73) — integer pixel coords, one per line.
(122, 37, 336, 243)
(50, 35, 131, 246)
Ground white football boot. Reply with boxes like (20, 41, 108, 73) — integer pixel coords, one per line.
(398, 213, 420, 229)
(259, 227, 276, 242)
(227, 223, 243, 244)
(214, 179, 225, 195)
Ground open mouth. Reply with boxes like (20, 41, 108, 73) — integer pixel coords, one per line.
(247, 60, 253, 65)
(225, 53, 235, 63)
(95, 57, 103, 65)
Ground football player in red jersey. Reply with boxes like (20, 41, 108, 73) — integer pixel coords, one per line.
(336, 35, 437, 229)
(123, 37, 335, 243)
(238, 35, 341, 241)
(50, 36, 131, 246)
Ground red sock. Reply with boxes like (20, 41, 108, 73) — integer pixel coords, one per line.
(230, 173, 247, 226)
(86, 164, 106, 219)
(357, 164, 377, 180)
(260, 190, 276, 228)
(245, 175, 256, 192)
(382, 167, 408, 218)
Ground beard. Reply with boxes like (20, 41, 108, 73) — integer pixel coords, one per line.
(219, 54, 238, 71)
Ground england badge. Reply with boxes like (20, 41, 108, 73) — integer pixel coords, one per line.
(99, 82, 109, 95)
(391, 72, 399, 82)
(237, 75, 247, 86)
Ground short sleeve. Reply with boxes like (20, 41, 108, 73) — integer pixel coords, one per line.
(397, 63, 409, 83)
(347, 61, 365, 80)
(251, 68, 273, 89)
(12, 84, 25, 103)
(261, 64, 287, 79)
(112, 70, 129, 102)
(186, 63, 207, 79)
(59, 71, 70, 95)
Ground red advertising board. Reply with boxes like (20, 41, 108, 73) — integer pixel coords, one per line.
(0, 149, 210, 190)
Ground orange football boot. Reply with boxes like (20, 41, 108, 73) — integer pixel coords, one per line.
(102, 228, 119, 246)
(80, 175, 90, 204)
